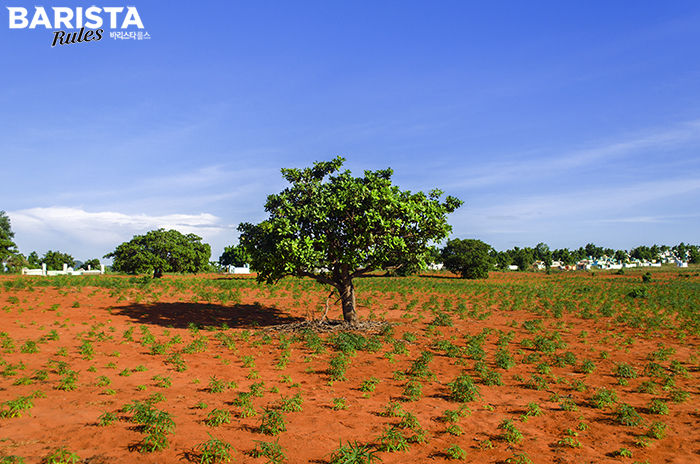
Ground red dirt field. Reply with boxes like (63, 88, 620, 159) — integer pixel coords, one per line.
(0, 271, 698, 463)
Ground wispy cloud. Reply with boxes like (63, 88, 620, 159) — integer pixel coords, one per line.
(442, 119, 700, 190)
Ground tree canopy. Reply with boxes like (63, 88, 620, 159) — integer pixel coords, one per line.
(0, 211, 18, 267)
(104, 229, 211, 278)
(238, 157, 462, 323)
(42, 250, 75, 271)
(441, 238, 492, 279)
(80, 258, 101, 270)
(219, 244, 250, 268)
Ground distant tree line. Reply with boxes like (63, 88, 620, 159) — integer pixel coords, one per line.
(438, 240, 699, 280)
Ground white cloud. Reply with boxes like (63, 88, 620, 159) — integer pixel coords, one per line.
(8, 207, 232, 260)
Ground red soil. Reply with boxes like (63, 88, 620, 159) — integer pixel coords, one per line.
(0, 272, 698, 463)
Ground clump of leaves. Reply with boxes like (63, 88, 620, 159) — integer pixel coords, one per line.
(332, 397, 348, 410)
(444, 444, 467, 460)
(406, 351, 435, 381)
(376, 426, 410, 452)
(208, 375, 233, 394)
(591, 387, 618, 409)
(498, 419, 523, 444)
(97, 411, 118, 426)
(402, 380, 422, 402)
(614, 403, 645, 427)
(613, 362, 638, 379)
(328, 353, 350, 381)
(647, 398, 669, 415)
(251, 439, 287, 463)
(259, 408, 286, 436)
(359, 376, 380, 393)
(646, 420, 667, 439)
(43, 447, 80, 464)
(204, 408, 230, 427)
(447, 373, 481, 402)
(327, 440, 382, 464)
(195, 432, 234, 464)
(380, 401, 405, 418)
(278, 392, 304, 412)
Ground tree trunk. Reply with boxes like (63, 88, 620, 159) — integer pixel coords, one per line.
(338, 275, 357, 324)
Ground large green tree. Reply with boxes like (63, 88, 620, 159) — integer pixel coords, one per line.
(441, 238, 493, 279)
(42, 250, 75, 270)
(219, 244, 250, 268)
(0, 211, 19, 268)
(105, 229, 211, 278)
(238, 157, 462, 323)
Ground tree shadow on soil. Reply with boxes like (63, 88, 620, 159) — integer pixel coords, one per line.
(111, 302, 304, 330)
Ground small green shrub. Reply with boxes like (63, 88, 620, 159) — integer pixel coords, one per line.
(251, 438, 286, 463)
(327, 440, 382, 464)
(614, 403, 645, 427)
(259, 408, 286, 435)
(195, 432, 234, 464)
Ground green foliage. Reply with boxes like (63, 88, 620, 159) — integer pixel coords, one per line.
(447, 373, 481, 402)
(0, 211, 19, 269)
(614, 403, 645, 427)
(40, 250, 76, 271)
(251, 439, 286, 463)
(359, 377, 380, 392)
(647, 399, 669, 415)
(278, 392, 303, 412)
(444, 444, 467, 460)
(0, 394, 35, 418)
(0, 455, 25, 464)
(441, 238, 492, 279)
(42, 447, 80, 464)
(402, 380, 423, 401)
(80, 258, 101, 270)
(238, 157, 461, 322)
(376, 426, 410, 452)
(380, 401, 406, 418)
(97, 411, 117, 426)
(205, 409, 231, 427)
(259, 408, 286, 435)
(219, 244, 250, 268)
(646, 421, 667, 439)
(104, 228, 211, 278)
(328, 353, 350, 381)
(194, 433, 234, 464)
(498, 419, 523, 444)
(327, 440, 382, 464)
(591, 387, 619, 409)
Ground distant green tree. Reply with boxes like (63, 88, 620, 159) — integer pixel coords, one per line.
(511, 247, 534, 271)
(27, 251, 41, 268)
(689, 246, 700, 264)
(673, 242, 689, 261)
(534, 242, 553, 269)
(494, 250, 514, 270)
(219, 244, 250, 268)
(105, 229, 211, 278)
(42, 250, 75, 271)
(0, 211, 19, 270)
(614, 249, 628, 263)
(441, 238, 493, 279)
(80, 258, 101, 270)
(584, 243, 604, 259)
(630, 245, 653, 262)
(238, 157, 462, 323)
(552, 248, 574, 265)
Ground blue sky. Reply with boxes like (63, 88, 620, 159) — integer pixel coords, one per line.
(2, 1, 700, 263)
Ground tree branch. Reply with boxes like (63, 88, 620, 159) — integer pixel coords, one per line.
(298, 270, 338, 288)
